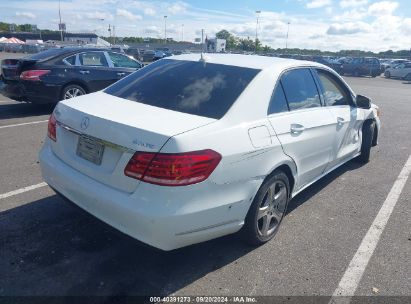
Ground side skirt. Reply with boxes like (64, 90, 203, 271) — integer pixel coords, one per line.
(291, 152, 361, 199)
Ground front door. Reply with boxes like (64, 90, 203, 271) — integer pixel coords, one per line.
(313, 69, 363, 171)
(267, 68, 335, 190)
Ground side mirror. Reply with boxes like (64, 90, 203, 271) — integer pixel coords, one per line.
(356, 95, 371, 109)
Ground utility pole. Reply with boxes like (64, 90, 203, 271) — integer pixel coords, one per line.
(113, 25, 116, 45)
(255, 10, 261, 54)
(58, 0, 63, 42)
(285, 22, 290, 51)
(99, 18, 104, 37)
(201, 29, 204, 52)
(164, 15, 167, 44)
(108, 24, 111, 45)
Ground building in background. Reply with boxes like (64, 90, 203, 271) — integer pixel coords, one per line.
(0, 32, 101, 45)
(206, 38, 226, 53)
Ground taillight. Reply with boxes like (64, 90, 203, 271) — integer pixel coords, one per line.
(124, 149, 221, 186)
(47, 113, 57, 141)
(20, 70, 50, 81)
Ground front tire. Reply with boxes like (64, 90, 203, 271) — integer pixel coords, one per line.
(242, 170, 290, 246)
(385, 71, 391, 78)
(358, 120, 375, 163)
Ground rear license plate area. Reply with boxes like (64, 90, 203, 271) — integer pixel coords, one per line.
(76, 135, 105, 165)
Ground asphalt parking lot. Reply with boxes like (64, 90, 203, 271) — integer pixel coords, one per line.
(0, 75, 410, 301)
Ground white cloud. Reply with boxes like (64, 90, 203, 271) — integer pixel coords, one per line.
(143, 8, 156, 16)
(144, 25, 161, 35)
(333, 8, 367, 21)
(15, 12, 36, 19)
(168, 1, 188, 14)
(2, 0, 411, 52)
(306, 0, 332, 9)
(116, 9, 142, 21)
(401, 18, 411, 35)
(339, 0, 368, 8)
(327, 21, 372, 35)
(85, 11, 113, 20)
(368, 1, 399, 16)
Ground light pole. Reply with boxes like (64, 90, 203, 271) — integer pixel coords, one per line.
(181, 24, 184, 41)
(58, 0, 63, 42)
(255, 10, 261, 53)
(108, 24, 112, 45)
(164, 15, 167, 44)
(98, 18, 104, 37)
(285, 22, 290, 51)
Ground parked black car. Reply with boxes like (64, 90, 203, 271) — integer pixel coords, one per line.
(311, 56, 343, 74)
(125, 47, 142, 61)
(141, 50, 155, 62)
(0, 47, 143, 104)
(340, 57, 381, 77)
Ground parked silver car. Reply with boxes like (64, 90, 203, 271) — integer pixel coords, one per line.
(384, 62, 411, 80)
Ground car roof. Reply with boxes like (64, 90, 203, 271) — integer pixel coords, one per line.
(170, 53, 325, 71)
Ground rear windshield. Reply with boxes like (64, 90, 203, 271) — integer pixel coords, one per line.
(104, 59, 260, 119)
(25, 48, 67, 61)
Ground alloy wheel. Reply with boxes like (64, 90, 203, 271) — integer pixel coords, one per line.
(256, 180, 287, 238)
(64, 87, 85, 99)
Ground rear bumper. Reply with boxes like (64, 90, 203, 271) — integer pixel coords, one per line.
(39, 141, 253, 250)
(0, 81, 61, 104)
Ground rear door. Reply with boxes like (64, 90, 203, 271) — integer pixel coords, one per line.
(267, 68, 335, 190)
(106, 51, 142, 82)
(313, 69, 362, 170)
(76, 51, 115, 91)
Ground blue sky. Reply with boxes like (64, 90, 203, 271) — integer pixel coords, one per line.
(1, 0, 411, 51)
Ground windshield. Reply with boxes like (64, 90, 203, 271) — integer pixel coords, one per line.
(104, 59, 260, 119)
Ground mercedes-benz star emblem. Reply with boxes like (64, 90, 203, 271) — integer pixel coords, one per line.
(80, 117, 90, 130)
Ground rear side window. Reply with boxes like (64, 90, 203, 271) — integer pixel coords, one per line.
(268, 83, 289, 114)
(105, 59, 260, 119)
(79, 52, 108, 67)
(280, 68, 321, 111)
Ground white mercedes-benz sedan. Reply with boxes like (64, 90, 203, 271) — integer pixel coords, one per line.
(39, 54, 381, 250)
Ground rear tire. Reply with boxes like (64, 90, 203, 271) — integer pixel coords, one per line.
(358, 120, 375, 163)
(385, 71, 391, 78)
(61, 84, 86, 100)
(354, 69, 360, 77)
(241, 170, 290, 246)
(404, 73, 411, 81)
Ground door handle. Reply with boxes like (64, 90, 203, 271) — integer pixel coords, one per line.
(79, 70, 90, 74)
(337, 117, 345, 125)
(290, 124, 305, 134)
(117, 72, 126, 77)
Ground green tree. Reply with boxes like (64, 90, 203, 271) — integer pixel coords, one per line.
(215, 29, 238, 50)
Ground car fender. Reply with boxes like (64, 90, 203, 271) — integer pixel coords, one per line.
(61, 79, 90, 93)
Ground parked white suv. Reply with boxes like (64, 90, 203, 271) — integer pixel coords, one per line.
(39, 54, 381, 250)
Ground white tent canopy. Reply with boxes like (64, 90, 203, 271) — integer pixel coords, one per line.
(3, 37, 25, 44)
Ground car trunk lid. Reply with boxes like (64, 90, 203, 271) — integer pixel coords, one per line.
(51, 91, 216, 193)
(1, 58, 37, 82)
